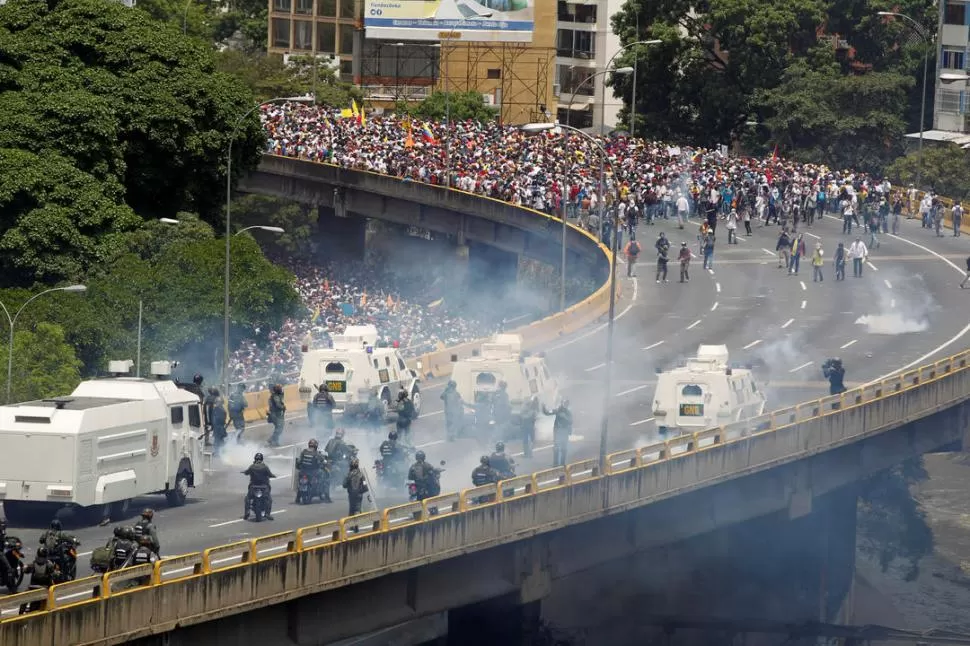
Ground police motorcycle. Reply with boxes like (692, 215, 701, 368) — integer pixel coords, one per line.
(50, 537, 80, 582)
(296, 470, 327, 505)
(249, 485, 271, 522)
(406, 461, 446, 502)
(328, 443, 358, 486)
(375, 442, 413, 489)
(2, 534, 25, 594)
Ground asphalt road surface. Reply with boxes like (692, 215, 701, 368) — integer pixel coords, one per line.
(3, 212, 969, 593)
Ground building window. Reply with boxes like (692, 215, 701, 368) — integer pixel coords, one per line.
(318, 0, 336, 15)
(556, 29, 594, 59)
(318, 22, 336, 53)
(945, 1, 967, 25)
(938, 88, 965, 114)
(486, 68, 501, 79)
(339, 23, 354, 55)
(273, 0, 292, 12)
(294, 20, 312, 49)
(295, 0, 313, 14)
(340, 58, 353, 77)
(272, 18, 291, 48)
(942, 47, 966, 70)
(339, 0, 355, 19)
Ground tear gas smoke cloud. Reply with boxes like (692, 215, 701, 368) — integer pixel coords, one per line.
(853, 271, 934, 335)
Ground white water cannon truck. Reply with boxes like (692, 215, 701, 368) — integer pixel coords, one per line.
(0, 360, 205, 526)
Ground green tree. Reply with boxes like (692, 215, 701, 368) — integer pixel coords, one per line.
(1, 323, 83, 403)
(886, 144, 970, 199)
(413, 91, 498, 122)
(214, 50, 362, 108)
(231, 194, 319, 261)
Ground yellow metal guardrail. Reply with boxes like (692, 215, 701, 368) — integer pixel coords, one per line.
(1, 346, 967, 630)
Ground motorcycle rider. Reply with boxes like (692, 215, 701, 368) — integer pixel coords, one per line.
(325, 428, 351, 464)
(520, 395, 539, 458)
(441, 380, 465, 441)
(0, 518, 11, 583)
(242, 453, 276, 521)
(407, 450, 440, 501)
(395, 389, 416, 443)
(379, 431, 406, 482)
(295, 439, 331, 503)
(207, 388, 228, 456)
(343, 458, 368, 516)
(23, 547, 58, 594)
(228, 383, 248, 443)
(491, 382, 512, 442)
(134, 509, 161, 556)
(39, 519, 73, 552)
(489, 441, 515, 479)
(267, 384, 286, 447)
(309, 384, 336, 436)
(543, 399, 573, 467)
(471, 455, 498, 486)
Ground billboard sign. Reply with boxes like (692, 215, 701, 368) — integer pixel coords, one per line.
(364, 0, 534, 43)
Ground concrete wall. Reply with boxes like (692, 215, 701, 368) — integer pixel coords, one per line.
(5, 353, 969, 646)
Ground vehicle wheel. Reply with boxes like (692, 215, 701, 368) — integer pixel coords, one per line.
(109, 498, 130, 520)
(411, 387, 422, 418)
(166, 470, 190, 507)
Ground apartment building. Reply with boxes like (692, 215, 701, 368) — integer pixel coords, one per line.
(936, 0, 970, 134)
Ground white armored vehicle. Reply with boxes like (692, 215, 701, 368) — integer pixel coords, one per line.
(450, 334, 560, 421)
(298, 324, 422, 421)
(651, 345, 766, 436)
(0, 360, 205, 526)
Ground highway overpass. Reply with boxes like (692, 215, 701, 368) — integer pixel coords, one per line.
(3, 157, 970, 645)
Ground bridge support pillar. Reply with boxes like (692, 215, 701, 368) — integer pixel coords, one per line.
(316, 205, 366, 260)
(446, 594, 541, 646)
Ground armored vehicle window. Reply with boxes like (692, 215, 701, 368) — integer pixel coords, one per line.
(385, 356, 391, 366)
(398, 358, 406, 370)
(681, 385, 703, 396)
(188, 405, 201, 428)
(476, 373, 496, 386)
(170, 406, 184, 425)
(325, 362, 344, 373)
(373, 358, 379, 368)
(379, 368, 390, 383)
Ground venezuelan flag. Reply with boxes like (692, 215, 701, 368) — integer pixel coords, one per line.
(691, 151, 702, 164)
(420, 124, 436, 144)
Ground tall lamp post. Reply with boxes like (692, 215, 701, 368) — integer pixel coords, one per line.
(440, 12, 493, 188)
(224, 95, 312, 399)
(598, 39, 661, 137)
(878, 11, 930, 190)
(521, 122, 616, 470)
(1, 285, 87, 404)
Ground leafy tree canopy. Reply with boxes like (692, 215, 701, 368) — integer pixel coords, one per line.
(411, 91, 499, 122)
(1, 323, 83, 403)
(214, 50, 363, 108)
(886, 144, 970, 199)
(231, 194, 319, 262)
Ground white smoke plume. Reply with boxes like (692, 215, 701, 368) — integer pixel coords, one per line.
(854, 271, 935, 335)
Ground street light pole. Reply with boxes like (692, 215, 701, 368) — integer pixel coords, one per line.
(1, 285, 87, 404)
(560, 179, 567, 312)
(879, 11, 929, 189)
(628, 14, 640, 136)
(224, 96, 312, 400)
(598, 39, 661, 139)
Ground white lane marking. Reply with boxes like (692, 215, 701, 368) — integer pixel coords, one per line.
(762, 248, 776, 256)
(866, 261, 878, 272)
(789, 361, 814, 374)
(630, 417, 655, 427)
(416, 439, 445, 448)
(687, 320, 701, 330)
(547, 277, 638, 352)
(799, 281, 807, 291)
(801, 300, 807, 310)
(511, 444, 554, 457)
(642, 340, 664, 351)
(782, 318, 795, 329)
(616, 384, 651, 397)
(707, 268, 714, 275)
(884, 279, 893, 289)
(711, 301, 719, 312)
(890, 299, 896, 308)
(743, 339, 762, 350)
(715, 282, 721, 293)
(840, 339, 858, 349)
(585, 362, 606, 372)
(209, 518, 243, 528)
(422, 410, 443, 417)
(803, 232, 820, 239)
(78, 551, 92, 558)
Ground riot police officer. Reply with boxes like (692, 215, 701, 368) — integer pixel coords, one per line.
(208, 388, 228, 456)
(441, 380, 464, 441)
(379, 431, 406, 481)
(407, 451, 440, 501)
(309, 384, 336, 436)
(295, 439, 331, 503)
(543, 399, 573, 467)
(325, 428, 350, 463)
(520, 395, 539, 458)
(489, 442, 515, 479)
(491, 381, 512, 440)
(267, 384, 286, 447)
(134, 509, 160, 556)
(396, 389, 416, 443)
(471, 456, 498, 487)
(228, 383, 248, 443)
(243, 453, 275, 521)
(39, 519, 72, 552)
(203, 387, 220, 448)
(343, 458, 368, 517)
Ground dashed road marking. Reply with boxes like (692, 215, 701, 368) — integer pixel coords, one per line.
(209, 508, 288, 529)
(782, 318, 795, 329)
(884, 279, 893, 289)
(743, 339, 762, 350)
(585, 362, 606, 372)
(416, 439, 445, 448)
(711, 301, 719, 312)
(715, 282, 721, 293)
(642, 341, 664, 351)
(801, 300, 807, 309)
(762, 248, 776, 257)
(616, 384, 651, 397)
(803, 232, 820, 239)
(890, 299, 896, 308)
(841, 340, 858, 349)
(789, 361, 814, 374)
(687, 320, 701, 330)
(630, 417, 655, 427)
(866, 261, 878, 272)
(799, 281, 807, 291)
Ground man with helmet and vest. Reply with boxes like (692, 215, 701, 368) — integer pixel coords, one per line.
(134, 509, 161, 556)
(21, 547, 58, 612)
(267, 384, 286, 447)
(440, 380, 465, 441)
(343, 457, 368, 517)
(395, 388, 416, 443)
(309, 384, 336, 436)
(206, 387, 228, 456)
(471, 456, 498, 487)
(39, 519, 74, 552)
(489, 441, 516, 480)
(295, 439, 331, 503)
(243, 453, 276, 520)
(407, 450, 441, 501)
(325, 428, 351, 463)
(228, 383, 248, 443)
(379, 431, 407, 483)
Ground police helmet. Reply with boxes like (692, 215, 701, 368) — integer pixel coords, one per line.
(335, 428, 345, 439)
(447, 380, 456, 388)
(415, 450, 426, 461)
(208, 387, 218, 396)
(495, 441, 505, 452)
(498, 381, 507, 390)
(254, 453, 264, 463)
(318, 384, 328, 392)
(273, 384, 283, 394)
(193, 374, 204, 385)
(681, 241, 688, 246)
(397, 389, 408, 401)
(308, 439, 319, 450)
(388, 431, 398, 441)
(50, 519, 62, 531)
(113, 526, 125, 538)
(561, 398, 570, 408)
(141, 508, 154, 521)
(237, 383, 246, 391)
(37, 547, 48, 558)
(350, 458, 360, 469)
(480, 455, 490, 466)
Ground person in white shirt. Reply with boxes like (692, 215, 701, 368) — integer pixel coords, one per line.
(848, 237, 869, 278)
(726, 209, 739, 244)
(675, 192, 689, 229)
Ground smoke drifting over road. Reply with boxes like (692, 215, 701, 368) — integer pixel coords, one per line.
(854, 271, 934, 336)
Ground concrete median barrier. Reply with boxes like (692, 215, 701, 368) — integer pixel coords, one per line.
(49, 574, 102, 609)
(103, 564, 154, 597)
(423, 491, 461, 517)
(461, 483, 499, 511)
(383, 501, 425, 530)
(203, 540, 252, 573)
(155, 552, 204, 584)
(339, 510, 382, 540)
(296, 520, 341, 551)
(497, 474, 533, 500)
(252, 530, 297, 563)
(605, 448, 639, 474)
